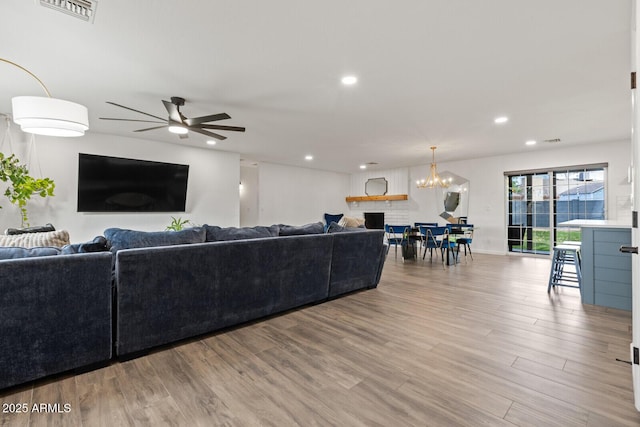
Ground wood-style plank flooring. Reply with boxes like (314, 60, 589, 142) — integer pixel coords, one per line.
(2, 253, 640, 426)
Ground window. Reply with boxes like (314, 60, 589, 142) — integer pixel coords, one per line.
(506, 164, 606, 255)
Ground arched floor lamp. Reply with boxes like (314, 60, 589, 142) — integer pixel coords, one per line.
(1, 57, 89, 137)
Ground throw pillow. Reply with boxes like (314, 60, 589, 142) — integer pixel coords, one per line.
(203, 224, 279, 242)
(278, 222, 324, 236)
(104, 227, 206, 252)
(323, 213, 344, 227)
(0, 230, 70, 248)
(326, 222, 368, 233)
(61, 236, 110, 255)
(5, 223, 55, 235)
(0, 247, 61, 260)
(338, 216, 366, 228)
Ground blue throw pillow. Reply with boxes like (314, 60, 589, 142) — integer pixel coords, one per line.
(0, 246, 61, 260)
(104, 227, 206, 252)
(278, 222, 324, 236)
(323, 213, 343, 229)
(203, 224, 279, 242)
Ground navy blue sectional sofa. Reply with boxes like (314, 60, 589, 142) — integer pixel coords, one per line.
(0, 224, 386, 389)
(0, 251, 113, 390)
(111, 226, 386, 357)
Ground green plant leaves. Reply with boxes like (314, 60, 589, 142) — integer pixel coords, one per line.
(166, 216, 191, 231)
(0, 152, 56, 227)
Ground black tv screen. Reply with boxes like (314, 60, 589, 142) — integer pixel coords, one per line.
(77, 153, 189, 212)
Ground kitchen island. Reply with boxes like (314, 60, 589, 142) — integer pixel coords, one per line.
(560, 220, 631, 310)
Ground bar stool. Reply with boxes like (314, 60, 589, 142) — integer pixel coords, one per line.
(562, 240, 582, 267)
(547, 244, 582, 293)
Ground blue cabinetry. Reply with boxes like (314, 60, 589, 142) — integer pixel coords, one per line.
(580, 227, 631, 310)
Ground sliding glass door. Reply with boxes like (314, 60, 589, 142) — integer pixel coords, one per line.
(506, 165, 606, 255)
(507, 172, 550, 255)
(553, 168, 605, 246)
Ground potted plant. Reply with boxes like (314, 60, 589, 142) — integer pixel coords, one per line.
(166, 216, 192, 231)
(0, 152, 55, 227)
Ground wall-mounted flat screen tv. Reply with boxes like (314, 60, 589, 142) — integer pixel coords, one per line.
(77, 153, 189, 212)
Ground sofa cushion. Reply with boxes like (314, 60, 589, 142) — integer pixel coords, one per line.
(204, 224, 280, 242)
(5, 223, 55, 235)
(104, 227, 206, 252)
(0, 230, 70, 248)
(61, 236, 110, 255)
(278, 222, 324, 236)
(0, 246, 61, 260)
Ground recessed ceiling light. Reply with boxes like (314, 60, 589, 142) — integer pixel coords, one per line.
(360, 164, 367, 170)
(341, 75, 358, 85)
(494, 116, 508, 124)
(206, 140, 216, 146)
(305, 155, 313, 161)
(525, 140, 537, 146)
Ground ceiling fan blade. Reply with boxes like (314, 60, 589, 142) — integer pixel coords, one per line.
(133, 125, 168, 132)
(189, 127, 227, 140)
(99, 117, 166, 124)
(106, 101, 167, 121)
(162, 100, 183, 123)
(200, 124, 246, 132)
(184, 113, 231, 127)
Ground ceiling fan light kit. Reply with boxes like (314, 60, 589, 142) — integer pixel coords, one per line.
(100, 96, 245, 141)
(168, 125, 188, 135)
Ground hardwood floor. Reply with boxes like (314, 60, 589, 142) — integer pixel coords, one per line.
(2, 253, 640, 426)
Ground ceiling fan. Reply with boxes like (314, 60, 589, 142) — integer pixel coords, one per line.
(99, 96, 245, 140)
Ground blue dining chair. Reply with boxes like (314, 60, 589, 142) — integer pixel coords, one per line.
(414, 222, 437, 252)
(450, 223, 474, 261)
(414, 222, 438, 228)
(419, 225, 457, 268)
(384, 224, 412, 259)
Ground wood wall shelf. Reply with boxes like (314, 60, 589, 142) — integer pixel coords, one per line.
(345, 194, 408, 202)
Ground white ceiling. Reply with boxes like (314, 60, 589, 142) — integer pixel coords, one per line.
(0, 0, 632, 173)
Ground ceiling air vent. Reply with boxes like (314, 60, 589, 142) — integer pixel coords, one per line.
(544, 138, 561, 144)
(39, 0, 98, 23)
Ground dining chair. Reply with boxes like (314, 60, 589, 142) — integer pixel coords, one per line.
(384, 224, 412, 259)
(414, 222, 438, 228)
(450, 223, 473, 262)
(418, 225, 456, 268)
(414, 222, 437, 252)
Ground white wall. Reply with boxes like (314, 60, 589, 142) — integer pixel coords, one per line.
(347, 140, 630, 255)
(240, 165, 259, 226)
(347, 168, 413, 225)
(0, 129, 240, 242)
(1, 123, 628, 251)
(409, 140, 631, 254)
(257, 162, 349, 226)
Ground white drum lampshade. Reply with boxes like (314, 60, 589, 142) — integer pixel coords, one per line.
(11, 96, 89, 137)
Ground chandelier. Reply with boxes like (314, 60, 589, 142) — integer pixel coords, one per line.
(416, 146, 449, 189)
